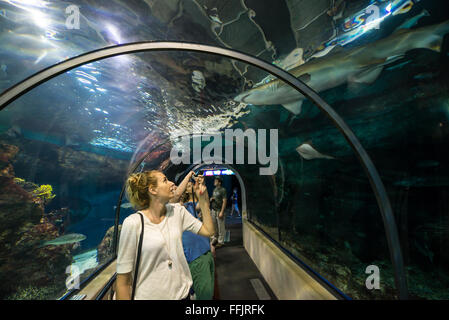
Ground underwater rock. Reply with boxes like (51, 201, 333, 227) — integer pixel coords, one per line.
(98, 225, 122, 265)
(0, 142, 19, 162)
(0, 154, 73, 299)
(0, 143, 19, 178)
(0, 136, 128, 190)
(49, 197, 92, 227)
(296, 142, 335, 160)
(0, 177, 40, 228)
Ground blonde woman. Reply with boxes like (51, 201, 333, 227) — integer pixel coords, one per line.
(115, 170, 214, 300)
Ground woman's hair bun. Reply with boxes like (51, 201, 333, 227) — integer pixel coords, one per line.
(125, 170, 159, 210)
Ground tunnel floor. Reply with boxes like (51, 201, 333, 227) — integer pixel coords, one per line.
(213, 213, 278, 300)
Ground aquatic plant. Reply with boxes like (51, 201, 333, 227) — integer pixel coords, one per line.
(6, 284, 65, 300)
(13, 177, 56, 205)
(98, 225, 121, 265)
(13, 177, 25, 184)
(31, 184, 56, 205)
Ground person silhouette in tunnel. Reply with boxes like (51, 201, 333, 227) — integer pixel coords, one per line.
(230, 187, 240, 218)
(115, 170, 215, 300)
(210, 177, 227, 248)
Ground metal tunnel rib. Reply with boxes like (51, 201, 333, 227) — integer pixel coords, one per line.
(0, 41, 409, 299)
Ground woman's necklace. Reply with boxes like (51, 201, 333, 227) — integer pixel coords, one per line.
(143, 211, 173, 268)
(157, 216, 173, 269)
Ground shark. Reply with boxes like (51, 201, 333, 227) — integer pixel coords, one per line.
(234, 19, 449, 115)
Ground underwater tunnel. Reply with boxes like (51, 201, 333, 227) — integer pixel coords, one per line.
(1, 0, 449, 300)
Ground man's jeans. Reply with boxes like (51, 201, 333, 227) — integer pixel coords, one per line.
(211, 209, 225, 245)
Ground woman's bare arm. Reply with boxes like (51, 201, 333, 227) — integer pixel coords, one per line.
(170, 171, 194, 203)
(195, 183, 215, 237)
(116, 273, 132, 300)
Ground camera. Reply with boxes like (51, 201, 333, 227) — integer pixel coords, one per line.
(190, 170, 200, 183)
(192, 170, 204, 179)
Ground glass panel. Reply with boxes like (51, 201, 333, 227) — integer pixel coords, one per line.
(277, 111, 396, 299)
(0, 0, 278, 92)
(0, 58, 136, 299)
(231, 60, 397, 298)
(0, 50, 262, 299)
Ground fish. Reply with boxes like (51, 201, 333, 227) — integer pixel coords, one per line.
(414, 222, 448, 237)
(234, 19, 449, 115)
(391, 0, 414, 16)
(413, 72, 439, 80)
(273, 48, 305, 71)
(113, 202, 134, 210)
(344, 241, 351, 250)
(64, 134, 83, 147)
(385, 60, 412, 71)
(396, 9, 430, 30)
(38, 233, 86, 248)
(413, 240, 434, 263)
(393, 176, 449, 187)
(310, 45, 337, 59)
(0, 63, 7, 74)
(50, 197, 92, 225)
(355, 232, 367, 238)
(5, 125, 22, 138)
(192, 70, 206, 92)
(296, 143, 334, 160)
(120, 202, 133, 209)
(210, 15, 223, 24)
(327, 0, 346, 20)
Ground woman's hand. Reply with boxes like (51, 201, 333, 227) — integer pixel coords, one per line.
(194, 181, 209, 203)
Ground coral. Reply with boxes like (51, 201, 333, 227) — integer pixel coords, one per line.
(13, 177, 25, 184)
(6, 284, 66, 300)
(13, 178, 56, 208)
(30, 184, 56, 206)
(0, 143, 19, 178)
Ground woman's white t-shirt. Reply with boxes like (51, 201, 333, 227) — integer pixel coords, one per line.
(116, 203, 203, 300)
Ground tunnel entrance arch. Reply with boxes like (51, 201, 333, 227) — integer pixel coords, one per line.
(182, 161, 248, 218)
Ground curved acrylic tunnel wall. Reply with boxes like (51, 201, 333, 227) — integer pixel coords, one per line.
(1, 32, 449, 299)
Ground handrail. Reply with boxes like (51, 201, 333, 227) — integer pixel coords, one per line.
(95, 272, 117, 300)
